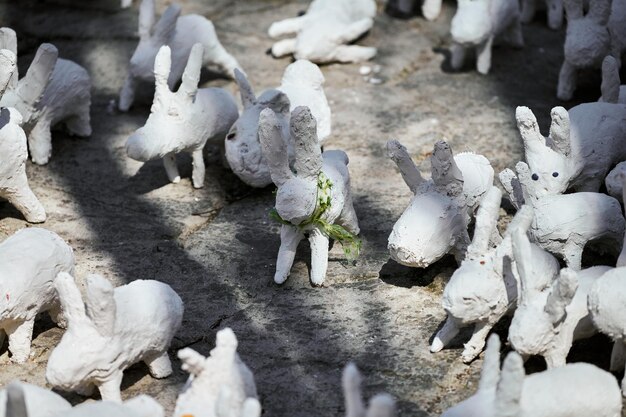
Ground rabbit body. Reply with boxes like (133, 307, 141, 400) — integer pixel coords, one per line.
(268, 0, 377, 63)
(0, 228, 74, 363)
(0, 381, 71, 417)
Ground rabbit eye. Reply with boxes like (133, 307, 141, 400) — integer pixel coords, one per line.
(168, 107, 180, 117)
(552, 172, 559, 177)
(226, 132, 236, 140)
(531, 173, 539, 181)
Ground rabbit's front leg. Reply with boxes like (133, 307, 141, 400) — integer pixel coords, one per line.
(450, 43, 466, 70)
(163, 152, 180, 184)
(6, 319, 35, 363)
(430, 315, 460, 352)
(97, 370, 124, 403)
(2, 170, 46, 223)
(331, 45, 377, 63)
(191, 148, 206, 189)
(476, 36, 494, 75)
(308, 227, 329, 286)
(422, 0, 442, 21)
(562, 240, 583, 271)
(118, 74, 136, 112)
(520, 0, 536, 23)
(461, 321, 494, 363)
(144, 351, 173, 378)
(610, 338, 626, 372)
(271, 39, 297, 58)
(337, 199, 360, 235)
(544, 350, 566, 368)
(268, 16, 306, 38)
(275, 225, 304, 284)
(557, 61, 577, 101)
(28, 117, 52, 165)
(546, 0, 563, 29)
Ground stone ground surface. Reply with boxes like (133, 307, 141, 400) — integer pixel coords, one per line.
(0, 0, 624, 415)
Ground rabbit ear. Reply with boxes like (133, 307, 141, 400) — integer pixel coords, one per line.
(153, 4, 180, 44)
(6, 382, 27, 417)
(494, 352, 524, 417)
(548, 107, 570, 155)
(514, 161, 534, 199)
(241, 398, 262, 417)
(386, 140, 425, 194)
(178, 347, 207, 377)
(138, 0, 156, 39)
(516, 106, 548, 158)
(499, 169, 525, 210)
(431, 141, 464, 197)
(0, 49, 16, 98)
(563, 0, 583, 19)
(214, 327, 238, 361)
(153, 45, 172, 106)
(234, 69, 257, 108)
(545, 268, 578, 324)
(366, 394, 396, 417)
(258, 107, 294, 187)
(291, 106, 323, 182)
(601, 56, 621, 104)
(504, 205, 533, 238)
(479, 334, 502, 391)
(511, 226, 535, 306)
(263, 90, 291, 117)
(466, 186, 502, 258)
(343, 363, 366, 417)
(588, 0, 611, 24)
(177, 43, 203, 103)
(84, 274, 116, 337)
(55, 272, 89, 327)
(16, 43, 57, 107)
(0, 28, 17, 89)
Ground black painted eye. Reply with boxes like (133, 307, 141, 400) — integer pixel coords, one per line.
(226, 132, 236, 140)
(531, 173, 539, 181)
(552, 172, 559, 177)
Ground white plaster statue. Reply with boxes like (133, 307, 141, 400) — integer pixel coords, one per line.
(557, 0, 626, 101)
(599, 56, 626, 104)
(450, 0, 523, 74)
(0, 28, 91, 165)
(431, 190, 559, 363)
(0, 228, 74, 363)
(606, 162, 626, 200)
(521, 0, 564, 29)
(0, 381, 70, 417)
(46, 272, 184, 402)
(268, 0, 377, 63)
(259, 106, 359, 286)
(119, 0, 243, 111)
(174, 328, 258, 417)
(509, 228, 610, 367)
(441, 334, 623, 417)
(226, 60, 330, 187)
(386, 140, 494, 268)
(126, 44, 238, 188)
(342, 363, 396, 417)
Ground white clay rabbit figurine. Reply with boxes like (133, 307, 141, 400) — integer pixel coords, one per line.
(46, 272, 183, 402)
(342, 363, 396, 417)
(520, 0, 564, 29)
(0, 381, 71, 417)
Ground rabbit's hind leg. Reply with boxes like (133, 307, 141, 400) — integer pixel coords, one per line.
(145, 351, 173, 379)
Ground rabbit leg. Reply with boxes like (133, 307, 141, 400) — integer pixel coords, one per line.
(557, 61, 577, 101)
(268, 16, 306, 38)
(430, 316, 460, 352)
(544, 350, 566, 368)
(476, 36, 494, 75)
(461, 321, 494, 363)
(48, 303, 67, 329)
(3, 172, 46, 223)
(144, 351, 173, 378)
(450, 43, 466, 70)
(204, 40, 242, 79)
(610, 338, 626, 372)
(422, 0, 442, 21)
(309, 227, 330, 286)
(191, 148, 206, 189)
(505, 17, 524, 49)
(28, 117, 52, 165)
(337, 199, 360, 235)
(275, 225, 304, 284)
(520, 0, 536, 23)
(331, 46, 377, 63)
(271, 39, 297, 58)
(6, 319, 34, 363)
(163, 152, 180, 184)
(118, 74, 136, 112)
(97, 371, 124, 402)
(562, 241, 583, 271)
(65, 108, 92, 137)
(546, 0, 563, 29)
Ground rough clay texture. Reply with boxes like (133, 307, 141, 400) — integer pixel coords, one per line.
(0, 381, 71, 417)
(0, 1, 625, 416)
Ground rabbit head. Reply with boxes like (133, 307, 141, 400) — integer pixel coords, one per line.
(563, 0, 612, 68)
(259, 105, 322, 225)
(225, 69, 291, 188)
(451, 0, 493, 45)
(128, 0, 180, 81)
(126, 44, 203, 162)
(46, 273, 118, 391)
(514, 106, 573, 197)
(281, 59, 325, 90)
(508, 228, 570, 356)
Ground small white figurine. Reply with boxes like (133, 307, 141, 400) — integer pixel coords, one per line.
(431, 190, 560, 363)
(521, 0, 564, 29)
(386, 140, 494, 268)
(119, 0, 243, 111)
(0, 228, 74, 363)
(226, 60, 331, 187)
(606, 162, 626, 200)
(450, 0, 523, 74)
(46, 272, 184, 402)
(342, 363, 396, 417)
(508, 228, 610, 367)
(174, 328, 258, 417)
(259, 106, 359, 286)
(0, 28, 92, 165)
(599, 56, 626, 104)
(126, 44, 238, 188)
(557, 0, 626, 101)
(441, 334, 623, 417)
(0, 381, 71, 417)
(268, 0, 377, 63)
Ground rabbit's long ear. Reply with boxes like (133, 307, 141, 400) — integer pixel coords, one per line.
(499, 169, 525, 210)
(178, 347, 207, 377)
(291, 106, 323, 182)
(178, 43, 203, 103)
(212, 327, 238, 364)
(514, 162, 534, 200)
(55, 272, 88, 326)
(563, 0, 583, 19)
(259, 108, 294, 187)
(548, 107, 570, 155)
(431, 141, 464, 197)
(516, 106, 547, 158)
(153, 45, 172, 105)
(494, 352, 524, 417)
(6, 382, 27, 417)
(84, 274, 116, 337)
(601, 56, 621, 104)
(366, 394, 396, 417)
(138, 0, 156, 39)
(234, 69, 257, 108)
(511, 227, 535, 306)
(343, 363, 366, 417)
(0, 49, 16, 98)
(479, 334, 501, 391)
(386, 140, 425, 194)
(241, 398, 262, 417)
(588, 0, 611, 24)
(545, 268, 578, 324)
(0, 28, 17, 88)
(153, 4, 180, 44)
(466, 186, 502, 258)
(17, 43, 57, 107)
(263, 90, 291, 117)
